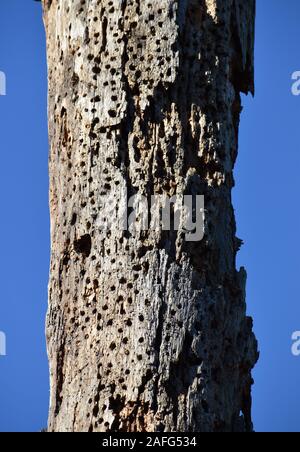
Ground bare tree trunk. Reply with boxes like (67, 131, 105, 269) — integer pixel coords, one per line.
(43, 0, 258, 432)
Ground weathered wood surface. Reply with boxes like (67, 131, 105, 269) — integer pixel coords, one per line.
(43, 0, 258, 432)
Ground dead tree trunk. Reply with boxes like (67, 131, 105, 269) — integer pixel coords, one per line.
(43, 0, 258, 432)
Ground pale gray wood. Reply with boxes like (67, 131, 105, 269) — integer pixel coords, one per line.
(43, 0, 258, 432)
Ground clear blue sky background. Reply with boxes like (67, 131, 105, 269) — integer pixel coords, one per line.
(0, 0, 299, 432)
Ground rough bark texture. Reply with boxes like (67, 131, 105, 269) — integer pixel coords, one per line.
(43, 0, 258, 432)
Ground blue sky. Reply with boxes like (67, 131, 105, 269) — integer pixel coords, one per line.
(0, 0, 299, 432)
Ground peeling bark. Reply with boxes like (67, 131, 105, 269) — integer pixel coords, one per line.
(43, 0, 258, 432)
